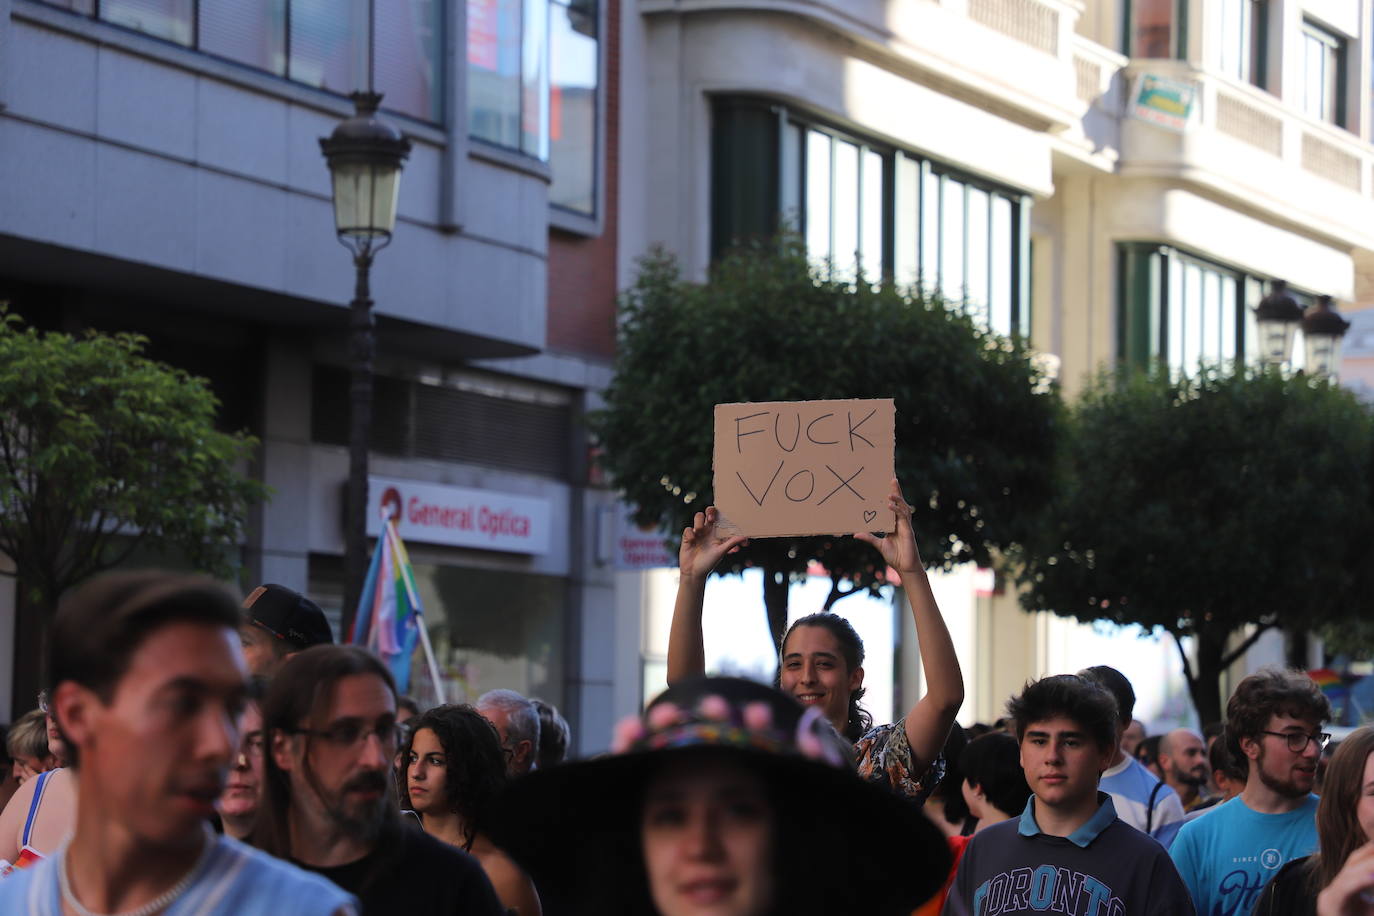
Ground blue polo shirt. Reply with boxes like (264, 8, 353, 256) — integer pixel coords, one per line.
(942, 794, 1196, 916)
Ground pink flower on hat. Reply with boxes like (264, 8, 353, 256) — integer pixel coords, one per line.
(647, 702, 683, 731)
(698, 695, 730, 721)
(742, 702, 773, 732)
(611, 716, 646, 754)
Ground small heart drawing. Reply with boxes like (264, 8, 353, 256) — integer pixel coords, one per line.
(863, 510, 877, 524)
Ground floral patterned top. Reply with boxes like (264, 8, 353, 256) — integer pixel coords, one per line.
(853, 717, 945, 804)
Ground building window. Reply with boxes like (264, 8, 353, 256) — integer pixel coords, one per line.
(467, 0, 549, 158)
(1301, 20, 1346, 127)
(1118, 244, 1319, 374)
(35, 0, 444, 122)
(548, 0, 598, 216)
(1124, 0, 1184, 59)
(1219, 0, 1264, 87)
(711, 98, 1029, 338)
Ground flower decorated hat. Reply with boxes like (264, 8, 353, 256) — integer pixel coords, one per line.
(488, 676, 951, 915)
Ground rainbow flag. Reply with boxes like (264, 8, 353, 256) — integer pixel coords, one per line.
(349, 519, 423, 692)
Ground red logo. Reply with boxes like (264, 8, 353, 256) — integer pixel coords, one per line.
(379, 487, 402, 522)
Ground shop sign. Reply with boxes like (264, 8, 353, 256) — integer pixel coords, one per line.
(712, 398, 896, 538)
(1130, 74, 1196, 132)
(367, 477, 551, 555)
(612, 507, 675, 570)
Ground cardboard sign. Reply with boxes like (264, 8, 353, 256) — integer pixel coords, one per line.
(712, 399, 895, 538)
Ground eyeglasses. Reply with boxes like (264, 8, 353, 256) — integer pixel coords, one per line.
(1259, 730, 1330, 753)
(289, 721, 403, 750)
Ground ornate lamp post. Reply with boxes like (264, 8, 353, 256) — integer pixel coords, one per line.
(320, 91, 411, 632)
(1252, 280, 1304, 368)
(1300, 295, 1352, 379)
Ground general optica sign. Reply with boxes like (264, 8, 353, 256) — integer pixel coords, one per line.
(366, 477, 552, 555)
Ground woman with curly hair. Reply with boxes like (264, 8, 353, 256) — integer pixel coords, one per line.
(403, 704, 541, 916)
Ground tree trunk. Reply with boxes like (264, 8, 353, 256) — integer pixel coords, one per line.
(10, 582, 49, 718)
(1175, 628, 1225, 727)
(762, 566, 790, 652)
(1285, 628, 1310, 670)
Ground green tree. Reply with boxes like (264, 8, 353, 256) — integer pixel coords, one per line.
(592, 238, 1059, 647)
(1015, 366, 1374, 725)
(0, 311, 268, 674)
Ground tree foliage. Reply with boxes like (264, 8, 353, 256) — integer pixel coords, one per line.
(591, 238, 1059, 645)
(0, 310, 269, 612)
(1014, 365, 1374, 725)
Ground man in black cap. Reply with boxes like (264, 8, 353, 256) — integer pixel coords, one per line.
(241, 584, 334, 678)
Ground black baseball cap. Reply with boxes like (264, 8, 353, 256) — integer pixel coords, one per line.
(242, 584, 333, 651)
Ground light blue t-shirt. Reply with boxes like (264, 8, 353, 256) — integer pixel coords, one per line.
(0, 834, 357, 916)
(1168, 794, 1319, 916)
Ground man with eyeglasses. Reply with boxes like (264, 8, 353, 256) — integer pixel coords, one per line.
(252, 645, 503, 915)
(1169, 668, 1332, 916)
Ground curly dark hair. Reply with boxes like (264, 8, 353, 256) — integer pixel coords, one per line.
(1225, 668, 1331, 766)
(401, 704, 508, 850)
(780, 613, 872, 743)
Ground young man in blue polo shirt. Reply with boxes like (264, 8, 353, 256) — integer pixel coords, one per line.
(943, 674, 1194, 916)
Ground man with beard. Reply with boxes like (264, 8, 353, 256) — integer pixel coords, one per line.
(253, 645, 503, 915)
(1158, 728, 1212, 812)
(1169, 669, 1330, 916)
(0, 571, 355, 914)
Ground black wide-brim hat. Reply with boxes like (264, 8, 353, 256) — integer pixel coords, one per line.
(489, 676, 951, 915)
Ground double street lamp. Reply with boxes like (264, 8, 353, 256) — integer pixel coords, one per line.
(1253, 280, 1352, 378)
(320, 91, 411, 631)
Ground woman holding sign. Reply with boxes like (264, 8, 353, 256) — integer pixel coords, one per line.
(667, 478, 964, 803)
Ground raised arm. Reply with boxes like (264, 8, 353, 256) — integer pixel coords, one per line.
(855, 479, 964, 773)
(666, 507, 748, 684)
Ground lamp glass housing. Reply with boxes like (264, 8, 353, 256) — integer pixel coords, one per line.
(1256, 318, 1299, 367)
(1303, 332, 1343, 379)
(330, 160, 402, 240)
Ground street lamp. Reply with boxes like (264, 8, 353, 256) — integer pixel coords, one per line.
(1300, 295, 1352, 379)
(320, 91, 411, 632)
(1253, 279, 1304, 368)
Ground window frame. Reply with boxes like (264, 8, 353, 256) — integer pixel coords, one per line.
(1121, 0, 1187, 60)
(23, 0, 446, 125)
(1218, 0, 1266, 89)
(710, 96, 1031, 340)
(1117, 242, 1319, 373)
(546, 0, 605, 235)
(1300, 18, 1347, 128)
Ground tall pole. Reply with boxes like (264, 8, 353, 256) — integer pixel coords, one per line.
(343, 250, 375, 638)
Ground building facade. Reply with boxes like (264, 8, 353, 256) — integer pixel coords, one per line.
(618, 0, 1374, 724)
(0, 0, 634, 751)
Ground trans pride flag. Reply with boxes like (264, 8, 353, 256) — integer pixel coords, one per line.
(349, 519, 423, 693)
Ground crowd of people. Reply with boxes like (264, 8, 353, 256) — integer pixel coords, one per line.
(0, 478, 1370, 915)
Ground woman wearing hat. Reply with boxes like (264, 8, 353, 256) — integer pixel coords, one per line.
(489, 676, 951, 915)
(668, 478, 964, 802)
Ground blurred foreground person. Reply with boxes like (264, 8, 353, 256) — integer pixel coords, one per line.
(254, 645, 503, 915)
(240, 583, 334, 677)
(0, 570, 355, 914)
(1252, 726, 1374, 915)
(6, 710, 54, 783)
(530, 698, 570, 769)
(490, 676, 951, 915)
(0, 693, 75, 872)
(216, 677, 267, 841)
(404, 705, 541, 914)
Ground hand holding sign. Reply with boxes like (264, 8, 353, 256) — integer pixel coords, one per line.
(854, 479, 925, 576)
(679, 507, 749, 580)
(712, 398, 896, 538)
